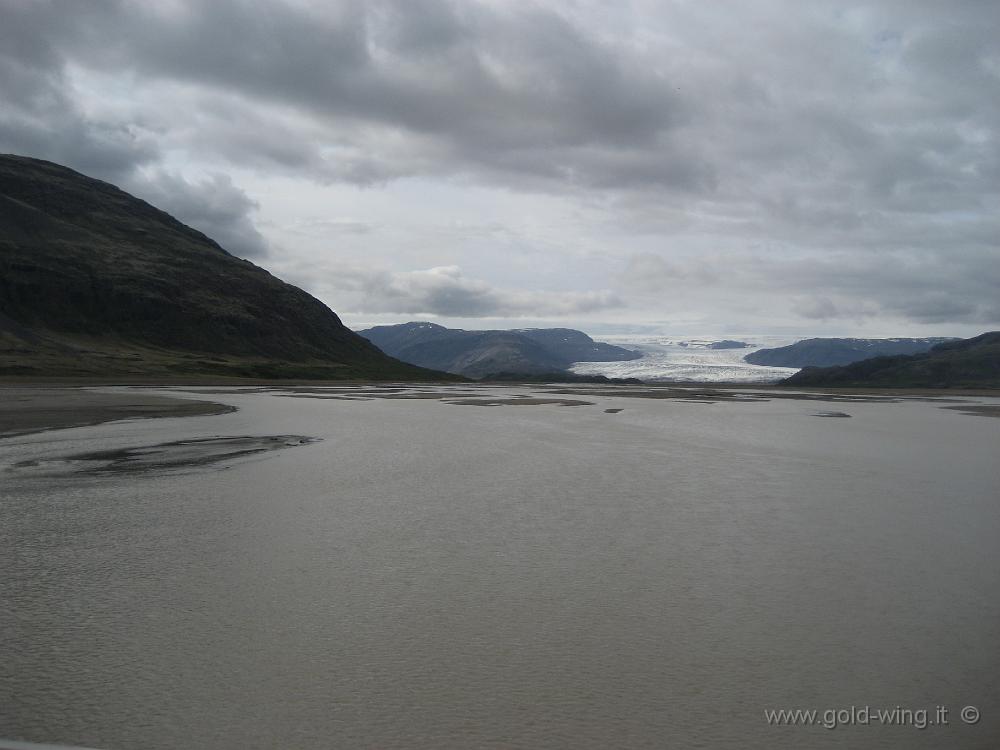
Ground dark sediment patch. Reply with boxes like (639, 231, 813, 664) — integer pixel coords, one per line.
(940, 404, 1000, 419)
(181, 387, 277, 395)
(0, 387, 233, 439)
(364, 392, 484, 399)
(275, 394, 375, 401)
(272, 388, 484, 400)
(445, 398, 594, 407)
(284, 387, 413, 394)
(8, 435, 318, 476)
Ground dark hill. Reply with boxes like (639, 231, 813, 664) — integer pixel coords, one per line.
(512, 328, 642, 363)
(0, 154, 451, 380)
(781, 332, 1000, 388)
(359, 321, 640, 379)
(354, 322, 453, 357)
(745, 337, 955, 368)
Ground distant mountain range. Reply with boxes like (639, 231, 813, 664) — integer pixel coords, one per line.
(0, 155, 451, 380)
(745, 337, 956, 368)
(782, 332, 1000, 388)
(358, 322, 642, 378)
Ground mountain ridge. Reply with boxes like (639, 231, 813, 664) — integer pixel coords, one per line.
(781, 332, 1000, 388)
(0, 154, 455, 380)
(359, 321, 641, 378)
(745, 337, 956, 368)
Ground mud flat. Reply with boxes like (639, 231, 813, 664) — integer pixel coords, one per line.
(0, 387, 234, 438)
(941, 403, 1000, 418)
(8, 435, 318, 476)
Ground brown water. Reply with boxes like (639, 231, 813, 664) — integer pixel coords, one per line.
(2, 385, 999, 749)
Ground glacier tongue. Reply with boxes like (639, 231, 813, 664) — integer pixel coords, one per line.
(570, 335, 800, 383)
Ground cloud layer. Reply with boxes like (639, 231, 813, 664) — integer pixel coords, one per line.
(1, 0, 997, 331)
(298, 264, 622, 319)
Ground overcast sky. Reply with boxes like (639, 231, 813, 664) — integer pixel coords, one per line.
(2, 0, 997, 336)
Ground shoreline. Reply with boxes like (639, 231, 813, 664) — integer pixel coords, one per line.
(3, 379, 998, 439)
(1, 376, 997, 397)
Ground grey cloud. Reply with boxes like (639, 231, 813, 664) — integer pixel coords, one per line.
(0, 111, 158, 185)
(1, 0, 997, 329)
(10, 0, 695, 189)
(128, 171, 269, 258)
(621, 247, 1000, 326)
(886, 293, 980, 324)
(792, 297, 843, 321)
(285, 218, 374, 236)
(620, 254, 721, 293)
(8, 1, 998, 202)
(0, 17, 158, 182)
(0, 1, 266, 257)
(325, 265, 622, 318)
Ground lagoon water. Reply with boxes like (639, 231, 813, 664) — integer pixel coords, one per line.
(2, 385, 999, 749)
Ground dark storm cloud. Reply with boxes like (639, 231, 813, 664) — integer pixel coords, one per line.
(129, 171, 269, 258)
(0, 0, 267, 257)
(2, 0, 697, 189)
(1, 0, 997, 327)
(0, 2, 157, 183)
(6, 0, 997, 197)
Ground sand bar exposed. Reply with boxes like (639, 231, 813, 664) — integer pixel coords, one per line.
(0, 387, 234, 438)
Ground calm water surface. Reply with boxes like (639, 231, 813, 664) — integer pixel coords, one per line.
(2, 386, 999, 749)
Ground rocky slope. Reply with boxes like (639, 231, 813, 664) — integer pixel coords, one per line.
(782, 332, 1000, 388)
(511, 328, 643, 363)
(0, 154, 450, 380)
(359, 322, 641, 378)
(745, 337, 954, 368)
